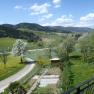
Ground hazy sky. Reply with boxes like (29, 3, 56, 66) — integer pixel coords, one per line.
(0, 0, 94, 27)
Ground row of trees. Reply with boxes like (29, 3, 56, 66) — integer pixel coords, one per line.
(59, 33, 94, 93)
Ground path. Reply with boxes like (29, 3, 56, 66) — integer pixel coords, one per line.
(28, 48, 49, 52)
(0, 63, 35, 93)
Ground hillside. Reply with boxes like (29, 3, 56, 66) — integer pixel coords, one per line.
(16, 23, 93, 32)
(0, 25, 40, 42)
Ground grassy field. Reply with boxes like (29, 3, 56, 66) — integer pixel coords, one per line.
(42, 33, 64, 48)
(27, 49, 50, 59)
(27, 48, 58, 61)
(27, 32, 65, 49)
(0, 32, 66, 50)
(0, 38, 16, 50)
(0, 37, 40, 50)
(0, 55, 25, 81)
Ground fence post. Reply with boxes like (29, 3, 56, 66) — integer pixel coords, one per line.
(77, 87, 80, 94)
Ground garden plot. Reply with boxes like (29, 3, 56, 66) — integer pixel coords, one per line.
(32, 75, 59, 87)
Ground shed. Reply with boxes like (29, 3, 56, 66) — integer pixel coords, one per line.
(50, 58, 60, 64)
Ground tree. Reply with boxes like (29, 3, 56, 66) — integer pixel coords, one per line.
(78, 33, 94, 63)
(48, 47, 52, 59)
(37, 40, 44, 48)
(12, 39, 27, 63)
(59, 35, 75, 93)
(0, 49, 9, 68)
(60, 62, 74, 93)
(62, 35, 75, 61)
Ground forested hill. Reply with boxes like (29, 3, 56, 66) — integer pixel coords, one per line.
(16, 23, 93, 32)
(46, 26, 94, 32)
(0, 25, 40, 42)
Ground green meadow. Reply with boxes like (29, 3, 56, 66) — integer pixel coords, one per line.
(0, 38, 15, 50)
(0, 55, 25, 81)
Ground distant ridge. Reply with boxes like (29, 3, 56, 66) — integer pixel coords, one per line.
(45, 26, 94, 32)
(0, 22, 94, 33)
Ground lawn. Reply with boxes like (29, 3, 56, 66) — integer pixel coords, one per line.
(0, 55, 25, 81)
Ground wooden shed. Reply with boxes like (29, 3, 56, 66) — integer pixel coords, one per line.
(50, 58, 60, 65)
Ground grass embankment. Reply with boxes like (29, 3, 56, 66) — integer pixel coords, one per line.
(71, 59, 94, 86)
(0, 55, 25, 81)
(21, 64, 42, 90)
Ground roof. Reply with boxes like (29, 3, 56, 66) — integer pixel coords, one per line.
(50, 57, 60, 61)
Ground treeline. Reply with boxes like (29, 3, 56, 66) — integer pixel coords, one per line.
(0, 25, 40, 42)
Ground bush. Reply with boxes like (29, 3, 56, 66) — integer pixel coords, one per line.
(70, 55, 81, 59)
(4, 82, 26, 94)
(37, 56, 51, 67)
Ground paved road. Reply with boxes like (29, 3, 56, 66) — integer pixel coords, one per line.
(0, 63, 35, 93)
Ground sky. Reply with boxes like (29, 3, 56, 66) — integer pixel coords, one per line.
(0, 0, 94, 27)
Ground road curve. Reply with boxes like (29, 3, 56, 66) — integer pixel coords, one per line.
(0, 63, 35, 93)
